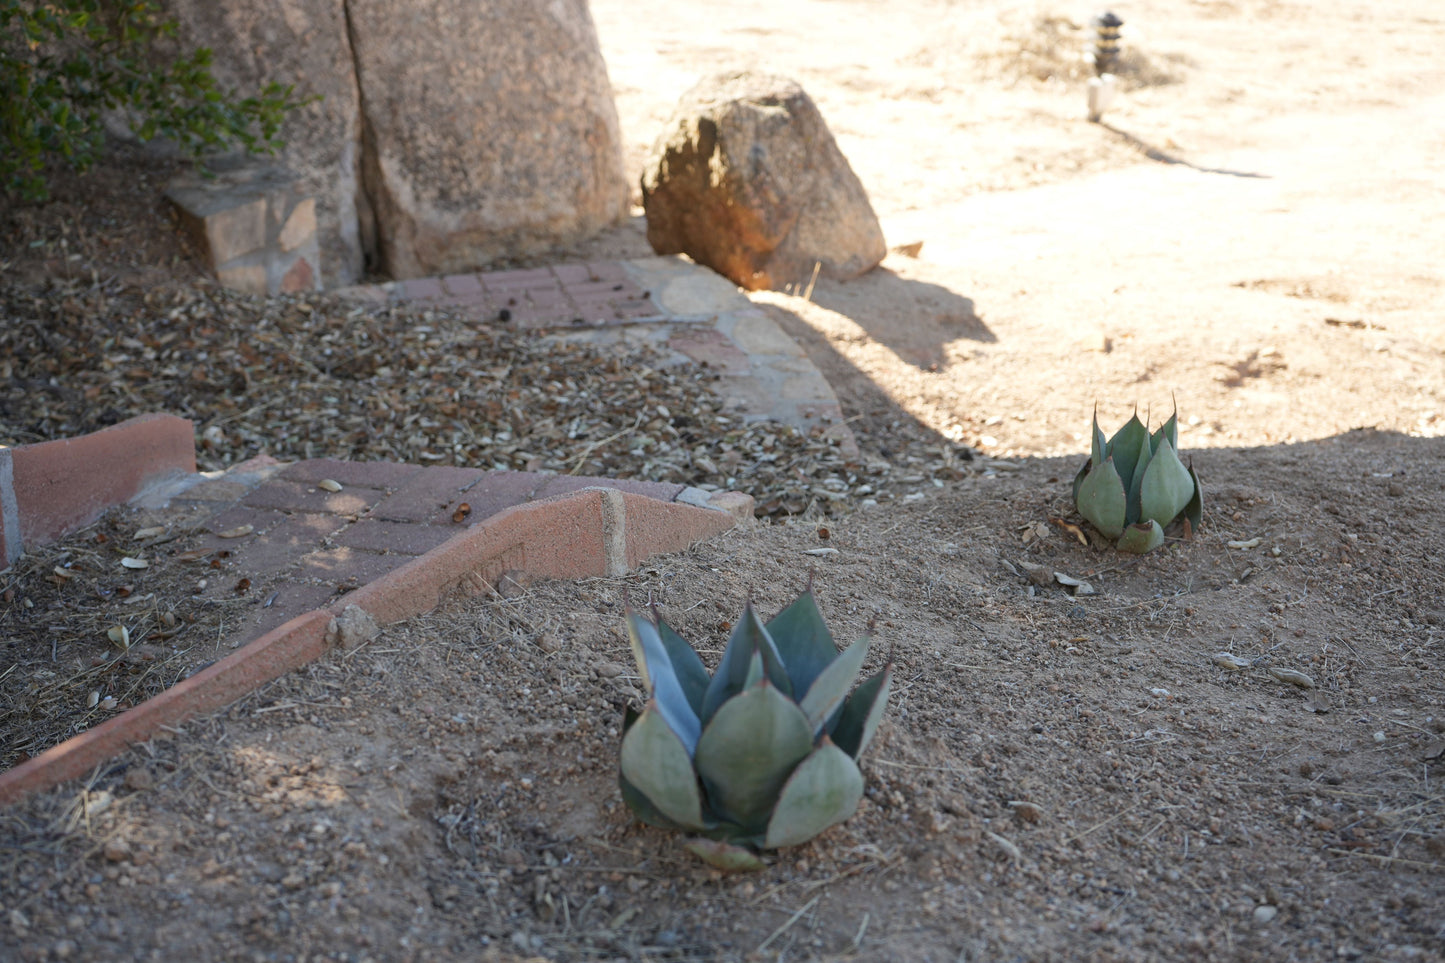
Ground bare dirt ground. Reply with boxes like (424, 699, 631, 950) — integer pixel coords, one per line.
(3, 1, 1445, 961)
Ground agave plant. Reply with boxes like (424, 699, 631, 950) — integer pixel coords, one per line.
(619, 590, 891, 868)
(1072, 404, 1203, 553)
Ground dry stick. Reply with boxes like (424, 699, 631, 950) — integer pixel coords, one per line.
(567, 413, 644, 476)
(1061, 803, 1141, 845)
(755, 895, 820, 954)
(802, 261, 822, 302)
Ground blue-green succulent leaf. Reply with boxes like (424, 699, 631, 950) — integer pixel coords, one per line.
(799, 634, 870, 736)
(684, 838, 766, 871)
(831, 663, 893, 759)
(1108, 412, 1151, 493)
(1139, 438, 1194, 525)
(626, 610, 702, 753)
(763, 739, 865, 849)
(1071, 456, 1092, 503)
(1090, 405, 1107, 469)
(1116, 520, 1165, 554)
(1184, 464, 1203, 533)
(658, 618, 710, 718)
(695, 681, 813, 832)
(1151, 408, 1180, 454)
(1126, 436, 1154, 525)
(620, 702, 708, 830)
(701, 602, 793, 723)
(764, 589, 839, 697)
(1076, 457, 1127, 539)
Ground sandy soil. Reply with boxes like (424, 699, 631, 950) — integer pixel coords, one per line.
(3, 1, 1444, 961)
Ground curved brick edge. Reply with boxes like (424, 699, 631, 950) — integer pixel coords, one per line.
(0, 487, 747, 807)
(1, 413, 196, 568)
(0, 610, 331, 807)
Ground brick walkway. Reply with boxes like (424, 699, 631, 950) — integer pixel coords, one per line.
(148, 453, 746, 649)
(337, 255, 858, 453)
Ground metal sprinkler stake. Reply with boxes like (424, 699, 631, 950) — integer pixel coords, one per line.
(1087, 11, 1123, 122)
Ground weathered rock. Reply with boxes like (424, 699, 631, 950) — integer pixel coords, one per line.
(641, 72, 886, 292)
(157, 0, 630, 283)
(346, 0, 630, 278)
(159, 0, 368, 286)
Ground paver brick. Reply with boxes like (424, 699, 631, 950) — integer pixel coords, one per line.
(334, 519, 456, 555)
(222, 512, 350, 576)
(298, 547, 406, 586)
(483, 267, 555, 287)
(279, 458, 423, 490)
(242, 478, 383, 515)
(203, 506, 291, 537)
(442, 273, 483, 296)
(370, 465, 489, 522)
(452, 470, 548, 524)
(584, 262, 631, 282)
(551, 263, 592, 283)
(401, 276, 445, 299)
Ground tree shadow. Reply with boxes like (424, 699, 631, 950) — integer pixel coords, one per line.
(790, 266, 996, 372)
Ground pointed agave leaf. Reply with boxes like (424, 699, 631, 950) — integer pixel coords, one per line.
(1071, 456, 1092, 503)
(831, 663, 893, 759)
(1090, 405, 1108, 469)
(1076, 457, 1127, 539)
(658, 619, 710, 718)
(700, 602, 792, 723)
(798, 634, 870, 735)
(619, 703, 708, 830)
(695, 681, 813, 832)
(1125, 437, 1154, 525)
(1116, 520, 1165, 554)
(619, 769, 692, 831)
(1184, 464, 1203, 532)
(1138, 438, 1195, 525)
(626, 610, 702, 754)
(763, 739, 865, 849)
(1108, 412, 1150, 493)
(1150, 408, 1179, 454)
(764, 590, 839, 697)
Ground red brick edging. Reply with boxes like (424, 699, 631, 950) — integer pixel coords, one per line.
(0, 487, 745, 806)
(1, 413, 195, 569)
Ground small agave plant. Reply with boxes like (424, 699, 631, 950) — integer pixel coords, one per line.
(619, 590, 891, 870)
(1072, 403, 1203, 553)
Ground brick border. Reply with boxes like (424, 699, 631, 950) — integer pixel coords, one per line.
(1, 413, 195, 569)
(0, 487, 747, 806)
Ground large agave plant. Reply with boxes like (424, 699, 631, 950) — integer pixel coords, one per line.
(1072, 404, 1203, 553)
(619, 590, 891, 867)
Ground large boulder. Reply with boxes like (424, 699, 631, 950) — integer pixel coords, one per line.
(159, 0, 367, 285)
(641, 72, 886, 292)
(346, 0, 630, 278)
(157, 0, 629, 283)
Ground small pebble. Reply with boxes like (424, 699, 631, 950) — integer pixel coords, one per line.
(1374, 731, 1387, 743)
(595, 662, 626, 679)
(1253, 905, 1278, 924)
(123, 768, 154, 792)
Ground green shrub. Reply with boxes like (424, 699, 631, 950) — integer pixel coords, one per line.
(1, 0, 308, 200)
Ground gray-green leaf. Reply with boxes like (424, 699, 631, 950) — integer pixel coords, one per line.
(695, 681, 813, 832)
(764, 740, 865, 849)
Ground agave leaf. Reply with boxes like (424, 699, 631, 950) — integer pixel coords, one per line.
(620, 702, 708, 830)
(658, 619, 710, 718)
(798, 634, 870, 736)
(1138, 438, 1194, 525)
(684, 838, 766, 872)
(831, 663, 893, 759)
(1151, 408, 1180, 454)
(1070, 457, 1092, 503)
(695, 681, 813, 832)
(1090, 405, 1107, 469)
(1076, 457, 1127, 539)
(1184, 464, 1203, 532)
(763, 739, 865, 849)
(626, 610, 702, 753)
(764, 590, 839, 697)
(701, 603, 793, 723)
(1116, 520, 1165, 554)
(619, 769, 692, 831)
(1108, 412, 1150, 493)
(1126, 436, 1154, 525)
